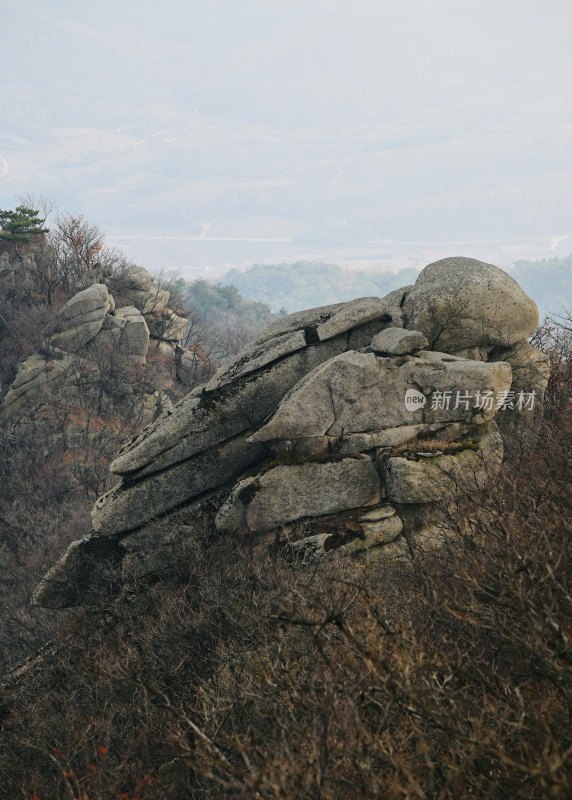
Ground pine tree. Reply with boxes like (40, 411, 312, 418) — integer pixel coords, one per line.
(0, 205, 49, 261)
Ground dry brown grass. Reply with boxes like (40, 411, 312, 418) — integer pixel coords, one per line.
(0, 315, 571, 799)
(0, 399, 570, 799)
(388, 436, 479, 458)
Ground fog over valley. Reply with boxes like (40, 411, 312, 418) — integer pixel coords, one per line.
(2, 0, 572, 285)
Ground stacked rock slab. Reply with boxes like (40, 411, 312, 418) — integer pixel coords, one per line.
(45, 284, 113, 352)
(91, 294, 407, 535)
(33, 258, 547, 609)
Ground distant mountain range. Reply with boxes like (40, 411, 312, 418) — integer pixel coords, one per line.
(222, 255, 572, 320)
(3, 1, 572, 272)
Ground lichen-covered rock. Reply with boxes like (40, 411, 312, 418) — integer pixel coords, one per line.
(402, 257, 538, 351)
(114, 266, 170, 315)
(113, 306, 149, 364)
(109, 336, 355, 480)
(89, 306, 150, 365)
(205, 294, 401, 392)
(122, 265, 156, 293)
(88, 313, 124, 351)
(250, 350, 512, 445)
(370, 327, 428, 355)
(92, 432, 266, 536)
(379, 425, 503, 504)
(1, 350, 77, 418)
(33, 258, 548, 609)
(216, 455, 381, 534)
(248, 294, 404, 346)
(46, 283, 112, 351)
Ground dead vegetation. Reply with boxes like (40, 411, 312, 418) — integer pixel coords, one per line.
(386, 436, 479, 459)
(0, 381, 570, 798)
(1, 254, 571, 797)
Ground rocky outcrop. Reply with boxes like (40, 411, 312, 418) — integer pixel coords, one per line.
(115, 265, 182, 334)
(1, 350, 79, 418)
(1, 264, 194, 423)
(370, 327, 429, 355)
(402, 257, 538, 351)
(32, 257, 548, 609)
(113, 306, 150, 364)
(46, 284, 112, 351)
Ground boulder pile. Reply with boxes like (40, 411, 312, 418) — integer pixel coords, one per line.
(0, 266, 192, 423)
(32, 257, 550, 608)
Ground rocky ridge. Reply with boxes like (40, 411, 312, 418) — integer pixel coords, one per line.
(0, 265, 196, 425)
(31, 257, 549, 608)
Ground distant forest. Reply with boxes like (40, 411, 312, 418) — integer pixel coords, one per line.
(224, 255, 572, 319)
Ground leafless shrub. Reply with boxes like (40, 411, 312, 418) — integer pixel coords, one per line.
(0, 387, 570, 798)
(531, 313, 572, 420)
(0, 303, 57, 398)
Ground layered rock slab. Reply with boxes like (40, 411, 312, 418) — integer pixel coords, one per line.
(45, 283, 112, 351)
(94, 303, 399, 534)
(250, 350, 512, 444)
(108, 297, 400, 479)
(205, 293, 405, 392)
(379, 425, 503, 504)
(216, 455, 381, 534)
(92, 432, 266, 536)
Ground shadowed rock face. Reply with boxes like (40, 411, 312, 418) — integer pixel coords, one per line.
(0, 350, 77, 417)
(32, 257, 548, 609)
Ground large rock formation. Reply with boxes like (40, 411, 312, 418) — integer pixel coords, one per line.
(45, 283, 113, 352)
(0, 266, 192, 424)
(32, 257, 548, 609)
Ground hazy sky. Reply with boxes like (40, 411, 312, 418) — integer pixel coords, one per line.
(2, 0, 572, 272)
